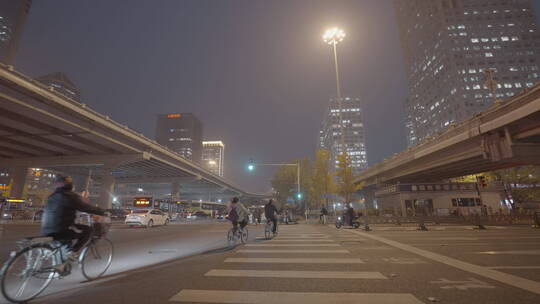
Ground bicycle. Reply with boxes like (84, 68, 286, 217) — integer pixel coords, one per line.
(0, 215, 113, 303)
(227, 226, 248, 247)
(264, 219, 278, 240)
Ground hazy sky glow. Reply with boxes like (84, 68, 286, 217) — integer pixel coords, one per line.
(15, 1, 540, 193)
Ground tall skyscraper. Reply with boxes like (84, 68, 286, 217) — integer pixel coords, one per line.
(155, 113, 203, 163)
(319, 97, 368, 175)
(0, 0, 31, 65)
(395, 0, 540, 146)
(202, 141, 225, 177)
(36, 72, 81, 102)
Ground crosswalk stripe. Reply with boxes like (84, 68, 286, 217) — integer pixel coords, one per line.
(245, 244, 340, 247)
(237, 249, 350, 253)
(205, 269, 386, 279)
(275, 236, 330, 239)
(224, 258, 364, 264)
(170, 290, 423, 303)
(269, 239, 335, 242)
(277, 234, 328, 236)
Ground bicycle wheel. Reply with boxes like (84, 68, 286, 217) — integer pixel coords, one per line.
(1, 244, 56, 303)
(264, 223, 272, 239)
(227, 229, 235, 247)
(80, 238, 113, 281)
(240, 228, 248, 243)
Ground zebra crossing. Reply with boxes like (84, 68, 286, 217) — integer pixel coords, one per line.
(169, 225, 425, 304)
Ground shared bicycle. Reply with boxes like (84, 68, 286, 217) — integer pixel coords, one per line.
(0, 216, 113, 303)
(227, 226, 248, 247)
(264, 220, 278, 240)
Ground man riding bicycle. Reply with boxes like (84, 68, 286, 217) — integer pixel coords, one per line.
(264, 199, 278, 234)
(41, 175, 105, 260)
(228, 197, 249, 233)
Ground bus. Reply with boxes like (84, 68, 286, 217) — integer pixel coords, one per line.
(186, 201, 227, 219)
(131, 197, 190, 221)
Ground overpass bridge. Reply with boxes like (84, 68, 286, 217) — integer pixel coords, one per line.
(357, 84, 540, 186)
(0, 64, 258, 208)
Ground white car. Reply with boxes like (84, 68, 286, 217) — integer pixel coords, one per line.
(125, 209, 169, 228)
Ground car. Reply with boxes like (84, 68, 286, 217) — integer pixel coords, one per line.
(107, 208, 128, 220)
(187, 211, 209, 219)
(125, 209, 169, 228)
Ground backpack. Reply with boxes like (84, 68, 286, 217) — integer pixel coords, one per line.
(228, 207, 239, 222)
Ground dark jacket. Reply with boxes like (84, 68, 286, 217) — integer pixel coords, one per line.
(264, 203, 278, 219)
(321, 207, 328, 215)
(42, 186, 104, 235)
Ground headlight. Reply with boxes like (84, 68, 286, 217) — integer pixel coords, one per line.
(338, 217, 342, 220)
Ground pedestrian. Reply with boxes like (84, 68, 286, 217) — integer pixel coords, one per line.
(253, 208, 262, 225)
(346, 204, 355, 226)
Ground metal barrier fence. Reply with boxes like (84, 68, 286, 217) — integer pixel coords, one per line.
(306, 212, 540, 229)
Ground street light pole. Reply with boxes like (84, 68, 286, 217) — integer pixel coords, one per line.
(323, 27, 346, 154)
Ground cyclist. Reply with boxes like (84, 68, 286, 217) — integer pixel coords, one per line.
(228, 197, 248, 234)
(264, 199, 278, 234)
(42, 175, 105, 260)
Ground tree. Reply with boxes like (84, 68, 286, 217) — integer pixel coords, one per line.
(271, 165, 297, 206)
(487, 166, 540, 208)
(311, 150, 335, 208)
(335, 153, 364, 204)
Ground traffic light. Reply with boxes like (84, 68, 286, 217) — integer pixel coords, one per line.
(247, 158, 255, 171)
(477, 176, 487, 188)
(297, 193, 303, 200)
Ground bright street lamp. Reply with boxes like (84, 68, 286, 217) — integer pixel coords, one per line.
(323, 27, 346, 45)
(323, 27, 346, 154)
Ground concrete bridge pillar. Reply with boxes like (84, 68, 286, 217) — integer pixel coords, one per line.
(98, 169, 115, 209)
(171, 180, 180, 200)
(9, 167, 28, 198)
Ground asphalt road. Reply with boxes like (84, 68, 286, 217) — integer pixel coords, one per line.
(0, 220, 260, 304)
(2, 223, 540, 303)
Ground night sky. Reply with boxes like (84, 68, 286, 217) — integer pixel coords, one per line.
(14, 1, 540, 194)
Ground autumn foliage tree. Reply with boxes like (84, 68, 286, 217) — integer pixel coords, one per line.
(335, 153, 363, 204)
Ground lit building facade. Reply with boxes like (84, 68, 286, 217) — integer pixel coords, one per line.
(155, 113, 203, 163)
(202, 141, 225, 177)
(395, 0, 540, 146)
(319, 97, 368, 175)
(0, 0, 31, 65)
(36, 72, 81, 102)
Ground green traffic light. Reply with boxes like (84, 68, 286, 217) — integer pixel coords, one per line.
(297, 193, 302, 199)
(248, 164, 255, 171)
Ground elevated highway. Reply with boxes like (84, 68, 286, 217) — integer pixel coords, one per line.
(357, 84, 540, 186)
(0, 64, 258, 207)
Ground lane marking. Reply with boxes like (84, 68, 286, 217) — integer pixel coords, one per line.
(245, 244, 340, 247)
(488, 266, 540, 269)
(205, 269, 386, 279)
(170, 290, 424, 304)
(237, 249, 350, 253)
(430, 278, 495, 290)
(475, 250, 540, 255)
(224, 258, 364, 264)
(344, 230, 540, 295)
